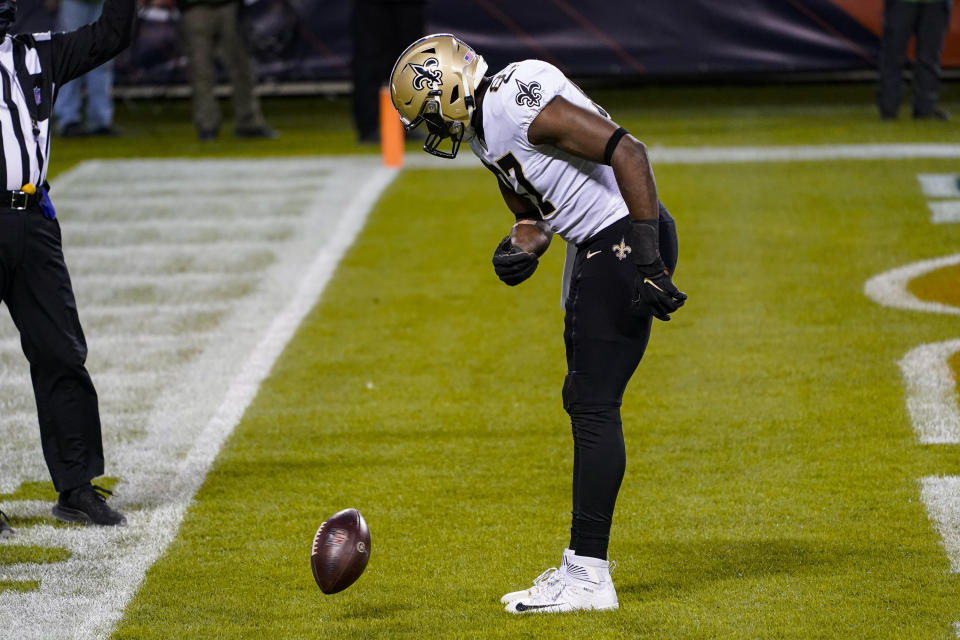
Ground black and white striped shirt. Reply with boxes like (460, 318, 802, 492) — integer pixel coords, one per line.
(0, 0, 134, 192)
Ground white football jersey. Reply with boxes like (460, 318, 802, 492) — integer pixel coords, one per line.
(467, 59, 628, 245)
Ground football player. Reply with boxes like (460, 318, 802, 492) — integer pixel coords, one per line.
(390, 34, 686, 614)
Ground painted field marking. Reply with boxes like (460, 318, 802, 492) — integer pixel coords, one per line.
(916, 174, 960, 224)
(923, 477, 960, 573)
(0, 157, 398, 640)
(900, 340, 960, 444)
(864, 253, 960, 316)
(2, 144, 958, 638)
(864, 175, 960, 635)
(928, 201, 960, 224)
(918, 174, 960, 198)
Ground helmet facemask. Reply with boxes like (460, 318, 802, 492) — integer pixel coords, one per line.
(408, 90, 470, 159)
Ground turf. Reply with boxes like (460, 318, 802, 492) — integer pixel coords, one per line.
(8, 82, 960, 637)
(113, 155, 960, 636)
(48, 81, 960, 172)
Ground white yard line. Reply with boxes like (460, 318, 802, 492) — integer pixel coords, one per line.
(928, 201, 960, 224)
(918, 174, 960, 198)
(0, 157, 398, 640)
(900, 340, 960, 444)
(922, 477, 960, 573)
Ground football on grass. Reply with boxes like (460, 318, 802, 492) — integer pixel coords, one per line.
(310, 508, 371, 594)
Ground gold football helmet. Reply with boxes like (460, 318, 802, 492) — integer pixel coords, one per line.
(389, 34, 488, 159)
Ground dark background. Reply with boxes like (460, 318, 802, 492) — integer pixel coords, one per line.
(10, 0, 960, 86)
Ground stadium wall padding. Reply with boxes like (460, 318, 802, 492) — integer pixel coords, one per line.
(11, 0, 960, 86)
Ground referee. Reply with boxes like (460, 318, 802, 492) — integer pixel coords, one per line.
(0, 0, 134, 532)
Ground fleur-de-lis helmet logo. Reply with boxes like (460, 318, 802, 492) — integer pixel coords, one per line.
(408, 57, 443, 91)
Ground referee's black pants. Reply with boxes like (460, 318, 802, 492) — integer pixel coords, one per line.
(0, 205, 103, 493)
(563, 204, 678, 560)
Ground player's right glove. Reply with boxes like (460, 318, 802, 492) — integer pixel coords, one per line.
(630, 218, 687, 321)
(492, 235, 538, 286)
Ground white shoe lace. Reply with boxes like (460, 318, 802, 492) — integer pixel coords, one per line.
(533, 567, 559, 587)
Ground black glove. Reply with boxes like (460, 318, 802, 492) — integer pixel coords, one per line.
(630, 218, 687, 321)
(633, 268, 687, 321)
(492, 235, 538, 286)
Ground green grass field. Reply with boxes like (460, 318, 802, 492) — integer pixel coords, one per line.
(7, 82, 960, 638)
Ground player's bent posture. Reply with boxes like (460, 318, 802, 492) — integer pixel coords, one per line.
(391, 35, 687, 614)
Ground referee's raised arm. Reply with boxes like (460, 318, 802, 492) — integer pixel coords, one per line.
(48, 0, 135, 88)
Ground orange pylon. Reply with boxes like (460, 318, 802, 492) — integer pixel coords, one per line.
(379, 86, 404, 168)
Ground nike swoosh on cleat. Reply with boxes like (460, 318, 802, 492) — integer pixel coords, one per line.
(514, 602, 558, 612)
(586, 250, 601, 259)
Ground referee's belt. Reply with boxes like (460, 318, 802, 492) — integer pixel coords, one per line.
(0, 186, 41, 210)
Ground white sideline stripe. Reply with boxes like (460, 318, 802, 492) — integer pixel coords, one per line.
(82, 302, 233, 316)
(921, 477, 960, 573)
(62, 218, 292, 232)
(863, 253, 960, 316)
(0, 333, 211, 352)
(918, 174, 960, 198)
(66, 241, 277, 255)
(403, 143, 960, 168)
(72, 272, 251, 286)
(0, 370, 171, 389)
(900, 340, 960, 444)
(80, 165, 397, 639)
(58, 176, 323, 196)
(0, 411, 37, 426)
(928, 201, 960, 224)
(0, 157, 397, 640)
(0, 500, 55, 520)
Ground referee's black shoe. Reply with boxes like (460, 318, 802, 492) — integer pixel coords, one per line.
(0, 509, 13, 537)
(52, 485, 127, 527)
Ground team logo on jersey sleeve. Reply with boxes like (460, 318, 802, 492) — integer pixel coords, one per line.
(408, 58, 443, 90)
(515, 79, 543, 108)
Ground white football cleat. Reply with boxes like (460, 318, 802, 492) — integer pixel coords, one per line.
(505, 553, 618, 614)
(500, 549, 573, 604)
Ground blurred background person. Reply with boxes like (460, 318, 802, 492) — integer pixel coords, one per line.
(877, 0, 954, 120)
(52, 0, 119, 137)
(178, 0, 276, 141)
(351, 0, 426, 144)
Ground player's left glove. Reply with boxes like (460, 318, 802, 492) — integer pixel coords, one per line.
(492, 235, 538, 286)
(630, 218, 687, 321)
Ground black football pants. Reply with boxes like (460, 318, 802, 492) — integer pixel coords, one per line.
(0, 206, 103, 493)
(563, 204, 678, 560)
